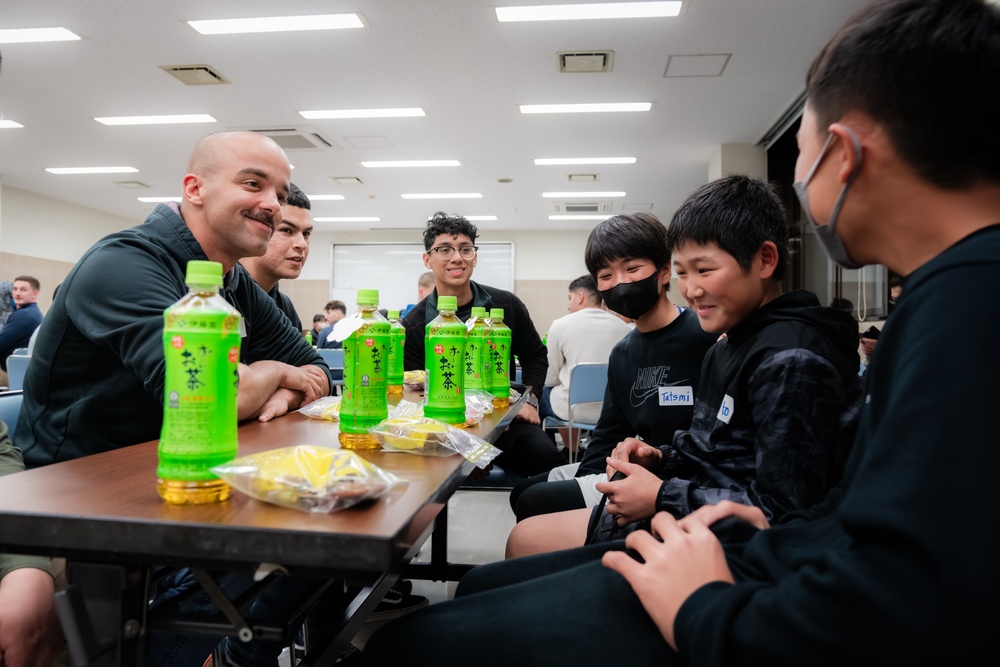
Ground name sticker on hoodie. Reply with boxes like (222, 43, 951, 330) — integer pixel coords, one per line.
(717, 394, 735, 424)
(658, 386, 693, 406)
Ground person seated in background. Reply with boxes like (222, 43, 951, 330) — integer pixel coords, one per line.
(317, 299, 347, 348)
(507, 175, 863, 558)
(240, 182, 314, 331)
(510, 213, 716, 524)
(400, 270, 435, 318)
(0, 276, 43, 388)
(539, 274, 632, 455)
(362, 2, 1000, 663)
(0, 418, 64, 667)
(13, 130, 333, 666)
(402, 212, 564, 478)
(310, 313, 326, 344)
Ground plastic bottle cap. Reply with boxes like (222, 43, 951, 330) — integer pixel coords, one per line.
(489, 308, 505, 319)
(438, 296, 458, 311)
(357, 288, 379, 305)
(387, 310, 400, 319)
(471, 307, 487, 317)
(186, 260, 223, 287)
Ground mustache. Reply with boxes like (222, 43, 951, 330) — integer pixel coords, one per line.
(245, 211, 275, 229)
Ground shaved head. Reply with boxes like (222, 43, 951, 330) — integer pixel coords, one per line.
(187, 131, 284, 177)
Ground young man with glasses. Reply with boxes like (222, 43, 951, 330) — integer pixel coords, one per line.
(401, 211, 564, 478)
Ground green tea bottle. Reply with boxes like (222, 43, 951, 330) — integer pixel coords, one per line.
(338, 289, 390, 450)
(424, 295, 467, 425)
(488, 307, 511, 408)
(387, 309, 406, 396)
(464, 306, 490, 392)
(157, 260, 241, 505)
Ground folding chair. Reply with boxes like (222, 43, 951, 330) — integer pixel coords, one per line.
(0, 390, 23, 439)
(316, 348, 345, 392)
(542, 362, 608, 463)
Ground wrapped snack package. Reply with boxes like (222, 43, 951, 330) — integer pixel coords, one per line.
(212, 445, 406, 513)
(369, 417, 502, 468)
(389, 399, 424, 419)
(403, 370, 426, 392)
(297, 396, 342, 421)
(389, 392, 492, 427)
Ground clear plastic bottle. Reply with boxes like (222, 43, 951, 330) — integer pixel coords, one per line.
(424, 295, 467, 425)
(488, 307, 511, 408)
(157, 260, 241, 505)
(464, 306, 490, 392)
(386, 309, 406, 396)
(338, 289, 390, 450)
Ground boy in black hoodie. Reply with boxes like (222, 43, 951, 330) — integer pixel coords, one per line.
(508, 176, 862, 555)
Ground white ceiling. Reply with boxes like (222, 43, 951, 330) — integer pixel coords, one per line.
(0, 1, 869, 235)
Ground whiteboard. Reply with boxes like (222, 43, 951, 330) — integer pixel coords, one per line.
(330, 242, 514, 313)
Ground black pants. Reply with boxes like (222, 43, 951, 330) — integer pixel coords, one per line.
(493, 422, 564, 478)
(361, 541, 678, 667)
(509, 473, 586, 522)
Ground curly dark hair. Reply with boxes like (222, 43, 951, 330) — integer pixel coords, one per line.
(422, 212, 478, 251)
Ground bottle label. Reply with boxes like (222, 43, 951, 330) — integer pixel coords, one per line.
(388, 323, 406, 385)
(489, 326, 512, 397)
(426, 321, 467, 420)
(465, 325, 487, 390)
(341, 320, 390, 434)
(159, 309, 241, 481)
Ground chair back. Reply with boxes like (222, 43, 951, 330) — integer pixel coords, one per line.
(566, 362, 609, 411)
(0, 390, 24, 440)
(5, 353, 31, 391)
(317, 348, 344, 369)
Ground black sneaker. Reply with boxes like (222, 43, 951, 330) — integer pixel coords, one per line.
(367, 579, 429, 622)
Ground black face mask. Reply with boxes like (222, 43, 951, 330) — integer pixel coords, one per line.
(599, 272, 661, 320)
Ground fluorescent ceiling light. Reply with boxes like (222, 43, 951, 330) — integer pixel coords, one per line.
(95, 114, 216, 126)
(497, 2, 681, 22)
(188, 14, 363, 35)
(308, 195, 346, 201)
(314, 217, 381, 222)
(0, 27, 81, 44)
(549, 215, 610, 220)
(361, 160, 460, 168)
(138, 196, 182, 203)
(300, 108, 425, 119)
(401, 193, 482, 200)
(543, 191, 626, 198)
(46, 166, 139, 174)
(521, 103, 651, 114)
(534, 157, 636, 165)
(0, 120, 24, 129)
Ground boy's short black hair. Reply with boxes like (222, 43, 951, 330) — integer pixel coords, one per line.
(806, 0, 1000, 190)
(285, 183, 311, 210)
(584, 212, 670, 278)
(423, 212, 478, 251)
(666, 175, 788, 281)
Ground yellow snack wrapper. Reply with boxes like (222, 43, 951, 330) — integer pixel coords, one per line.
(212, 445, 406, 513)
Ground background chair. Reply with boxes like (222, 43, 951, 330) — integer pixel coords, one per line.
(4, 352, 31, 392)
(542, 362, 609, 463)
(316, 348, 345, 393)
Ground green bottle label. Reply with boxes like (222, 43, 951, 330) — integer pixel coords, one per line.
(489, 325, 512, 398)
(465, 321, 488, 390)
(388, 321, 406, 386)
(341, 319, 391, 434)
(158, 306, 241, 481)
(425, 318, 467, 424)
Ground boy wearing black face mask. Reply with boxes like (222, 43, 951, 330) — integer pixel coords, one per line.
(508, 213, 717, 531)
(507, 177, 863, 556)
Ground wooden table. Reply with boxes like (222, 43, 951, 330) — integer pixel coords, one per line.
(0, 389, 525, 666)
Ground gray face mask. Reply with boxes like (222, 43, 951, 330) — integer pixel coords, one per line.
(793, 128, 865, 269)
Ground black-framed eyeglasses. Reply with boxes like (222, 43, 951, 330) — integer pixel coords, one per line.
(430, 245, 478, 259)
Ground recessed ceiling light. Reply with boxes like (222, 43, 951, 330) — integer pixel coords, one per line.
(402, 193, 482, 199)
(534, 157, 636, 165)
(497, 2, 681, 22)
(361, 160, 460, 168)
(308, 195, 346, 201)
(0, 27, 81, 44)
(314, 217, 381, 222)
(521, 103, 651, 114)
(543, 191, 625, 198)
(188, 14, 363, 35)
(549, 215, 610, 220)
(0, 120, 24, 129)
(137, 196, 182, 203)
(95, 114, 216, 126)
(46, 166, 139, 174)
(300, 108, 425, 120)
